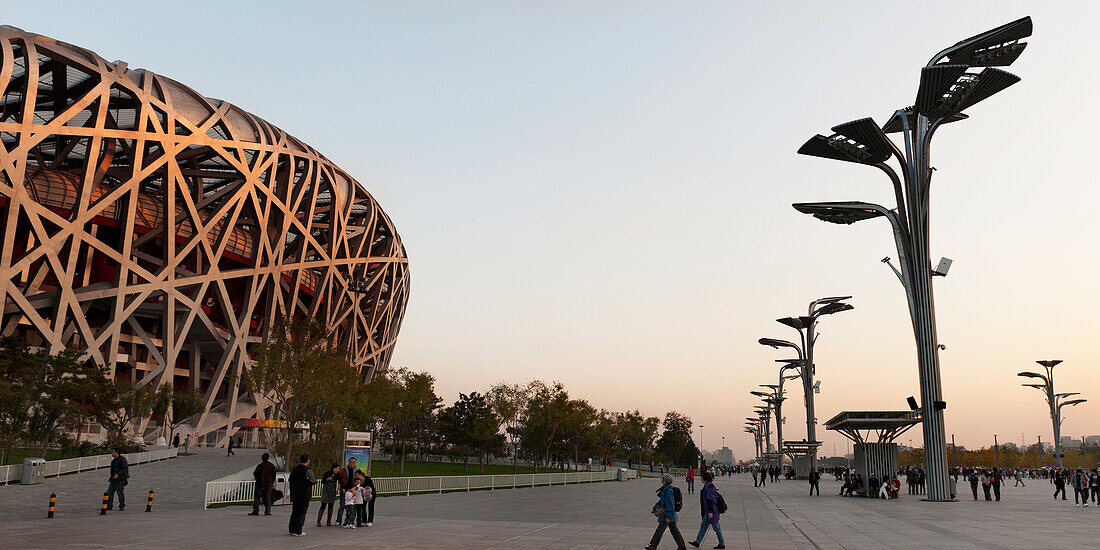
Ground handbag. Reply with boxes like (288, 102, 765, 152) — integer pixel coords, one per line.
(272, 488, 284, 502)
(653, 505, 666, 518)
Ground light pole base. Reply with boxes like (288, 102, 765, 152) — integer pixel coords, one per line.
(920, 498, 958, 502)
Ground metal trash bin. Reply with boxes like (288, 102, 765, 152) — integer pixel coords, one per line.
(21, 457, 46, 485)
(273, 473, 289, 506)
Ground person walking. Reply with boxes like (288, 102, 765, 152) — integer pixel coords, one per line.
(317, 463, 341, 526)
(688, 471, 725, 549)
(991, 467, 1002, 501)
(1073, 469, 1089, 507)
(288, 454, 317, 536)
(968, 470, 979, 500)
(105, 448, 128, 511)
(949, 473, 957, 500)
(808, 468, 820, 496)
(751, 468, 758, 487)
(980, 471, 992, 501)
(646, 474, 686, 550)
(1015, 469, 1026, 487)
(248, 452, 277, 516)
(686, 468, 695, 494)
(182, 434, 190, 453)
(172, 433, 180, 448)
(1090, 470, 1100, 505)
(1054, 469, 1067, 500)
(758, 467, 766, 488)
(226, 435, 235, 457)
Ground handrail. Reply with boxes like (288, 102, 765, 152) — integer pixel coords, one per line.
(203, 468, 629, 509)
(0, 447, 179, 485)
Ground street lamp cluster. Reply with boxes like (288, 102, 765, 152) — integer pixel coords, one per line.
(1019, 360, 1087, 468)
(749, 296, 853, 469)
(786, 17, 1032, 501)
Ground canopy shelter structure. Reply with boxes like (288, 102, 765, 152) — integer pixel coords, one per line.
(825, 411, 922, 444)
(780, 440, 821, 479)
(825, 411, 923, 497)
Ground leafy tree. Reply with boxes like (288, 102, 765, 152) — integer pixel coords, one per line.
(654, 411, 698, 468)
(162, 388, 205, 444)
(521, 381, 571, 471)
(617, 409, 660, 468)
(439, 392, 502, 473)
(561, 399, 597, 467)
(21, 346, 112, 457)
(488, 381, 531, 473)
(241, 315, 351, 468)
(590, 410, 621, 470)
(101, 381, 157, 441)
(0, 337, 39, 464)
(381, 368, 441, 474)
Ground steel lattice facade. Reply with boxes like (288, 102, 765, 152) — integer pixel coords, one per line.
(0, 27, 409, 444)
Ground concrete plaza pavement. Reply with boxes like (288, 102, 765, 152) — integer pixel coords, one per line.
(0, 446, 264, 521)
(4, 463, 1099, 549)
(0, 465, 795, 549)
(758, 473, 1100, 549)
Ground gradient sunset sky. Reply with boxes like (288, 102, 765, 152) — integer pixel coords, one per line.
(5, 1, 1099, 461)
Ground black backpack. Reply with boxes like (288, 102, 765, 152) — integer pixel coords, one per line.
(672, 486, 683, 512)
(715, 489, 728, 514)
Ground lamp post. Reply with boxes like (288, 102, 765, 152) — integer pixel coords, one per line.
(754, 406, 772, 454)
(1038, 435, 1042, 468)
(994, 434, 1000, 469)
(346, 275, 372, 368)
(698, 424, 705, 469)
(1019, 360, 1087, 468)
(760, 296, 852, 470)
(791, 17, 1033, 501)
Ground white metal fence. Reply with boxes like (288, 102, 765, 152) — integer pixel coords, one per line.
(0, 447, 178, 485)
(204, 468, 620, 509)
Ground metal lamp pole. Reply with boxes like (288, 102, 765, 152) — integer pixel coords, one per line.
(790, 18, 1033, 501)
(346, 275, 371, 367)
(994, 434, 1000, 469)
(1020, 360, 1087, 468)
(761, 296, 852, 471)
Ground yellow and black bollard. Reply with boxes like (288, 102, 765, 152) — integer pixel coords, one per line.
(48, 493, 55, 518)
(100, 492, 109, 515)
(146, 490, 154, 512)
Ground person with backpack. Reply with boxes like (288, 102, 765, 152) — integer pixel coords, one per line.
(646, 474, 686, 550)
(688, 471, 725, 549)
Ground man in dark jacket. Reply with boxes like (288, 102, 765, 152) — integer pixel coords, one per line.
(288, 454, 316, 536)
(106, 448, 129, 511)
(249, 452, 277, 516)
(808, 468, 820, 496)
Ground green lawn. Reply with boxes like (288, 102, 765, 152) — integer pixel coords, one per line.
(1, 449, 73, 466)
(367, 460, 578, 478)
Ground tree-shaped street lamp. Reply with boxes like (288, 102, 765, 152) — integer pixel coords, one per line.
(793, 17, 1033, 501)
(1019, 360, 1086, 468)
(759, 296, 852, 470)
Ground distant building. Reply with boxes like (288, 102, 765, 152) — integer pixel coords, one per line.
(712, 446, 734, 465)
(1084, 435, 1100, 446)
(1060, 436, 1083, 449)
